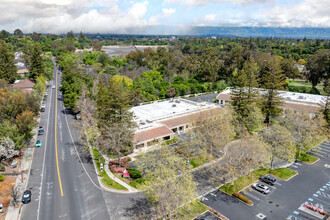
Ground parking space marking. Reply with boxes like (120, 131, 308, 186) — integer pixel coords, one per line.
(317, 191, 330, 199)
(308, 198, 313, 201)
(267, 185, 277, 189)
(275, 182, 281, 186)
(323, 186, 330, 191)
(201, 196, 208, 201)
(210, 193, 217, 197)
(321, 145, 330, 150)
(293, 211, 299, 215)
(320, 188, 325, 191)
(295, 163, 302, 166)
(244, 192, 260, 201)
(308, 151, 323, 157)
(291, 165, 298, 168)
(286, 215, 302, 220)
(310, 197, 330, 207)
(319, 148, 330, 153)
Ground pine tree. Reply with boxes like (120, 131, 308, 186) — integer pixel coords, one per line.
(97, 78, 136, 167)
(29, 44, 45, 81)
(260, 56, 286, 126)
(231, 59, 261, 132)
(0, 40, 18, 83)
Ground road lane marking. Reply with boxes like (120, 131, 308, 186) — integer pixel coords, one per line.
(37, 63, 55, 220)
(62, 73, 102, 190)
(55, 67, 64, 197)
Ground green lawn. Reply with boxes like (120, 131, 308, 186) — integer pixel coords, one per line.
(170, 201, 208, 220)
(93, 149, 128, 191)
(190, 156, 211, 168)
(269, 168, 297, 180)
(296, 152, 319, 164)
(288, 79, 324, 94)
(220, 168, 297, 194)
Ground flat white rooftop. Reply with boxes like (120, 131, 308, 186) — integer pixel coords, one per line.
(219, 88, 326, 105)
(131, 98, 219, 130)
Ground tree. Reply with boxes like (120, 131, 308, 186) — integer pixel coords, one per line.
(0, 89, 25, 122)
(0, 30, 10, 38)
(13, 29, 23, 37)
(231, 59, 261, 131)
(0, 40, 18, 83)
(138, 147, 197, 218)
(97, 78, 136, 167)
(260, 56, 286, 126)
(306, 49, 330, 87)
(0, 137, 18, 163)
(92, 40, 102, 51)
(29, 44, 45, 81)
(261, 124, 295, 169)
(33, 75, 46, 99)
(322, 78, 330, 126)
(16, 111, 35, 139)
(280, 58, 299, 80)
(281, 111, 325, 157)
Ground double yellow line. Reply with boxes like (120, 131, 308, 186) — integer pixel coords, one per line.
(55, 67, 64, 197)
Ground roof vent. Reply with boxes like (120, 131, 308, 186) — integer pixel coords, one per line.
(139, 120, 146, 125)
(146, 119, 153, 123)
(175, 100, 180, 103)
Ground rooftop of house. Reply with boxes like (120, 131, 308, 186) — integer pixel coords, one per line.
(131, 98, 222, 131)
(12, 79, 34, 89)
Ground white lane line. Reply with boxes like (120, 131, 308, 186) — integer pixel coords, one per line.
(62, 89, 101, 190)
(309, 151, 324, 157)
(36, 72, 54, 220)
(244, 192, 260, 201)
(321, 145, 330, 150)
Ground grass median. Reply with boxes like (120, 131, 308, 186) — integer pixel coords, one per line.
(93, 149, 128, 191)
(296, 152, 319, 164)
(170, 201, 208, 220)
(220, 168, 297, 194)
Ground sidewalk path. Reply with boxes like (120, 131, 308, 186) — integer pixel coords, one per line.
(102, 154, 138, 193)
(5, 147, 34, 220)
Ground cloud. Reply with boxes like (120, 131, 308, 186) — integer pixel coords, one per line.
(0, 0, 148, 33)
(149, 8, 176, 25)
(259, 0, 330, 27)
(194, 14, 216, 26)
(164, 0, 272, 7)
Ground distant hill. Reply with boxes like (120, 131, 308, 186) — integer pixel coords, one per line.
(142, 26, 330, 39)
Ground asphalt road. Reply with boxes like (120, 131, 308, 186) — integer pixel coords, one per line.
(21, 61, 110, 220)
(201, 141, 330, 220)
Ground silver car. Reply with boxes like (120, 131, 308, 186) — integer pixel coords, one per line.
(252, 183, 270, 194)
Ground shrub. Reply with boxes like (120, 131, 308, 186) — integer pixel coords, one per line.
(233, 192, 253, 205)
(128, 168, 142, 179)
(0, 165, 5, 172)
(0, 174, 4, 182)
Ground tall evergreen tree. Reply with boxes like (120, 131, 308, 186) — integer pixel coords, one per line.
(0, 40, 18, 83)
(231, 59, 261, 131)
(260, 56, 286, 126)
(97, 78, 136, 167)
(29, 44, 45, 81)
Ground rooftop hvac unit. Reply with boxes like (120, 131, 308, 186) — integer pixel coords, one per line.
(172, 104, 176, 107)
(175, 100, 180, 103)
(146, 119, 153, 123)
(139, 120, 146, 125)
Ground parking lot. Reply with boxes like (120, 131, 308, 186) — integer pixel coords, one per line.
(201, 141, 330, 220)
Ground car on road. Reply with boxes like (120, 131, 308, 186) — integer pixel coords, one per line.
(75, 113, 81, 120)
(41, 104, 46, 112)
(22, 190, 32, 204)
(36, 140, 42, 148)
(260, 175, 276, 185)
(38, 127, 44, 135)
(252, 183, 270, 194)
(52, 85, 55, 89)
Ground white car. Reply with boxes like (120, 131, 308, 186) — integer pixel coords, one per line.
(52, 85, 56, 89)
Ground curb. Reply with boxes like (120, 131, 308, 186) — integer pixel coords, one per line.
(284, 171, 299, 181)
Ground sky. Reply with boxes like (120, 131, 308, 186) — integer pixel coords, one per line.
(0, 0, 329, 34)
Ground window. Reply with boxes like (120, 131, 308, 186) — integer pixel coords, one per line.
(179, 126, 184, 131)
(172, 128, 177, 133)
(163, 136, 171, 141)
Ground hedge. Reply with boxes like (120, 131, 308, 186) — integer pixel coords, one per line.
(0, 174, 4, 182)
(233, 192, 253, 205)
(0, 164, 5, 172)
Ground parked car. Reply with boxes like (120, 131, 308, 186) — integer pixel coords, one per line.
(11, 160, 18, 168)
(38, 127, 44, 135)
(252, 183, 270, 194)
(22, 190, 32, 204)
(41, 104, 46, 112)
(260, 175, 276, 185)
(36, 140, 42, 148)
(52, 85, 55, 89)
(0, 203, 3, 213)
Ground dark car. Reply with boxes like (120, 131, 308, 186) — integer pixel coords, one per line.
(22, 190, 32, 204)
(260, 175, 276, 185)
(252, 183, 270, 194)
(38, 127, 44, 135)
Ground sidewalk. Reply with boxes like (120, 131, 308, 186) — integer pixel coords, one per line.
(101, 154, 138, 193)
(5, 147, 34, 220)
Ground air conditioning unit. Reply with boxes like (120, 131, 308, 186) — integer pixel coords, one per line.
(172, 104, 176, 107)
